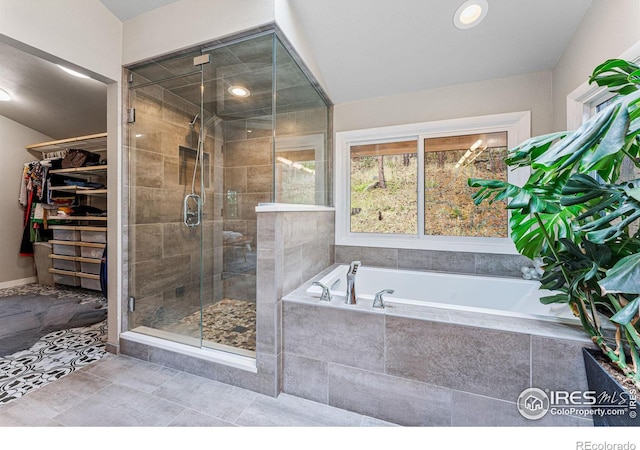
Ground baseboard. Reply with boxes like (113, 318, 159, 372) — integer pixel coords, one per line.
(0, 276, 38, 290)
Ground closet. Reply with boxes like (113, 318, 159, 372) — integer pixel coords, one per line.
(25, 133, 107, 291)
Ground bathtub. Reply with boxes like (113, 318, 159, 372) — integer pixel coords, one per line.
(306, 264, 577, 323)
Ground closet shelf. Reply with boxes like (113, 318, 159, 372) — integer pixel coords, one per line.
(41, 216, 107, 222)
(49, 165, 107, 176)
(49, 186, 107, 196)
(26, 132, 107, 158)
(48, 268, 100, 280)
(48, 240, 106, 248)
(48, 225, 107, 232)
(49, 254, 102, 264)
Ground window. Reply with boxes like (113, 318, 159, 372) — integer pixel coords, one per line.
(350, 139, 417, 234)
(335, 112, 531, 254)
(423, 132, 508, 238)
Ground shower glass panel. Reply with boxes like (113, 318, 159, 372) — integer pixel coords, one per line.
(274, 39, 330, 205)
(126, 31, 330, 358)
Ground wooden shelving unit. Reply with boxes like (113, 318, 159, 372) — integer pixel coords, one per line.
(27, 133, 108, 291)
(26, 132, 107, 158)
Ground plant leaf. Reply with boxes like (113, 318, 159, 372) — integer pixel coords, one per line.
(599, 253, 640, 295)
(540, 293, 569, 305)
(611, 296, 640, 325)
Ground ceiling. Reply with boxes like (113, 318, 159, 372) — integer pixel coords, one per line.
(0, 41, 107, 140)
(288, 0, 593, 103)
(0, 0, 594, 139)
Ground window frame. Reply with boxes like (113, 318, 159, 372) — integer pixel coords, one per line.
(566, 42, 640, 131)
(335, 111, 531, 254)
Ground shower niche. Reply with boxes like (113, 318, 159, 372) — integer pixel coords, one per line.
(125, 31, 331, 358)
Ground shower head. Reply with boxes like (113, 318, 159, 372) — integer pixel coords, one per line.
(189, 113, 199, 127)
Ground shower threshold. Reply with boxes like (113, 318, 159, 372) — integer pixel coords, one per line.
(121, 328, 257, 372)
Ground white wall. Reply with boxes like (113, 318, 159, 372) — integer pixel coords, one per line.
(0, 116, 51, 285)
(274, 0, 327, 94)
(552, 0, 640, 131)
(123, 0, 276, 65)
(0, 0, 122, 82)
(334, 71, 553, 137)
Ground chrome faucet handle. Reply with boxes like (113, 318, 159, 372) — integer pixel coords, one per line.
(373, 289, 394, 309)
(312, 281, 332, 302)
(347, 260, 361, 276)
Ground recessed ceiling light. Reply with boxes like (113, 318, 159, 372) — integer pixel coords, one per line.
(454, 0, 488, 29)
(57, 64, 90, 79)
(228, 85, 250, 98)
(0, 88, 11, 102)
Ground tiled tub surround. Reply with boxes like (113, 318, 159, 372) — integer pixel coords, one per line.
(119, 207, 335, 397)
(282, 265, 596, 426)
(335, 245, 533, 278)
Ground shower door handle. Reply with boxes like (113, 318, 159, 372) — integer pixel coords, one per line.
(183, 194, 201, 227)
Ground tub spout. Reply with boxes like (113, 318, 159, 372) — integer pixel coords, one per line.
(312, 281, 332, 302)
(373, 289, 394, 309)
(345, 261, 361, 305)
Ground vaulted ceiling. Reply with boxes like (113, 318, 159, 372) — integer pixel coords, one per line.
(0, 0, 594, 139)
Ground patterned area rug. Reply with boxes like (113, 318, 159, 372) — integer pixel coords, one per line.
(0, 283, 107, 406)
(179, 299, 256, 351)
(0, 320, 107, 406)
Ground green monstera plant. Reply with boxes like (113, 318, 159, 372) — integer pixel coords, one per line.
(469, 59, 640, 389)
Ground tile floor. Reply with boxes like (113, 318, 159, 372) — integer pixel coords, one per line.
(0, 283, 393, 428)
(0, 285, 419, 432)
(0, 352, 396, 427)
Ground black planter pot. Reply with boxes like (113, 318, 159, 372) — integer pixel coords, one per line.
(583, 348, 640, 426)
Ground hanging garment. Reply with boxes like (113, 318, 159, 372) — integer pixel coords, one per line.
(19, 190, 34, 256)
(19, 163, 30, 206)
(100, 246, 107, 299)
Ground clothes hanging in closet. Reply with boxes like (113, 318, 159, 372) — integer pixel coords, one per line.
(19, 160, 53, 256)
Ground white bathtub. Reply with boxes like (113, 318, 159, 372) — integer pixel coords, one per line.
(306, 264, 577, 323)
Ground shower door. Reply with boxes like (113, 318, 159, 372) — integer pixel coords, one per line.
(126, 49, 209, 349)
(125, 34, 279, 357)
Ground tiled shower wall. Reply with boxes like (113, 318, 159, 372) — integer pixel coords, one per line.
(222, 108, 330, 301)
(126, 84, 224, 329)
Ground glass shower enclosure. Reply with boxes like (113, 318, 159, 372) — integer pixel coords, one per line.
(125, 32, 330, 357)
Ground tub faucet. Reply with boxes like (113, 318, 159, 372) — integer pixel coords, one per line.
(373, 289, 394, 309)
(345, 261, 361, 305)
(312, 281, 332, 302)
